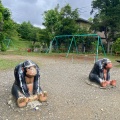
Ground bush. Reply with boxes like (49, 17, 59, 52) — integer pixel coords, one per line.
(1, 42, 7, 51)
(112, 38, 120, 53)
(91, 41, 103, 53)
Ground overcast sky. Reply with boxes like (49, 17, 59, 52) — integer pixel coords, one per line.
(1, 0, 94, 28)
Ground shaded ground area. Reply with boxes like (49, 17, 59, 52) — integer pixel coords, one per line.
(0, 54, 120, 120)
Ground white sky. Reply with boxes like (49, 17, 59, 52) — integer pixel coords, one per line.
(1, 0, 94, 28)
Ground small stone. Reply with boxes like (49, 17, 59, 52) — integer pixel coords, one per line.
(35, 106, 39, 110)
(7, 100, 12, 105)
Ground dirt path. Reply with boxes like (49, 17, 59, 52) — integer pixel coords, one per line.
(0, 54, 120, 120)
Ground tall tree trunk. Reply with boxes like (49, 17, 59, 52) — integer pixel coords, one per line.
(107, 41, 110, 54)
(104, 28, 110, 53)
(49, 26, 54, 53)
(49, 40, 52, 53)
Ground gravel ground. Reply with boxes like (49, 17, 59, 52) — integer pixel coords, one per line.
(0, 54, 120, 120)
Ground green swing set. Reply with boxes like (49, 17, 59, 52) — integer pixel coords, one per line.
(48, 34, 106, 61)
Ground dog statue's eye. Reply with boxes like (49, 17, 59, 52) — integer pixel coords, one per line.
(27, 67, 31, 69)
(33, 66, 36, 68)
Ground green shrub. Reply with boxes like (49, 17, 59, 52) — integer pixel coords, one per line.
(1, 42, 7, 51)
(91, 41, 103, 53)
(112, 38, 120, 53)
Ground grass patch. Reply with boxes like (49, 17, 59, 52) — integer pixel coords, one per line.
(0, 59, 22, 70)
(0, 51, 42, 56)
(6, 36, 32, 51)
(105, 54, 120, 62)
(0, 51, 120, 69)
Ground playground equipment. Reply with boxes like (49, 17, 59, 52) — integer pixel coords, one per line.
(48, 34, 106, 61)
(2, 38, 15, 49)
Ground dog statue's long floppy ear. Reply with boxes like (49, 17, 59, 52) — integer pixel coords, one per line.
(22, 67, 24, 72)
(21, 67, 27, 76)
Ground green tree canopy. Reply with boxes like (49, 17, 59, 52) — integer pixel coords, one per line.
(17, 21, 33, 39)
(0, 1, 14, 51)
(91, 0, 120, 53)
(43, 4, 80, 45)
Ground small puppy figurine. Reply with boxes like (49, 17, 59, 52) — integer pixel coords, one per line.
(11, 60, 47, 108)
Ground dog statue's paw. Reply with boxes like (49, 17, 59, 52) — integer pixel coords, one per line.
(38, 91, 47, 102)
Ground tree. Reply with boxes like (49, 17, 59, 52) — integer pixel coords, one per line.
(91, 0, 120, 53)
(17, 21, 33, 40)
(112, 38, 120, 54)
(28, 27, 44, 48)
(17, 21, 45, 49)
(43, 4, 80, 52)
(38, 28, 50, 47)
(88, 17, 93, 22)
(43, 5, 60, 40)
(57, 4, 79, 35)
(0, 1, 12, 51)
